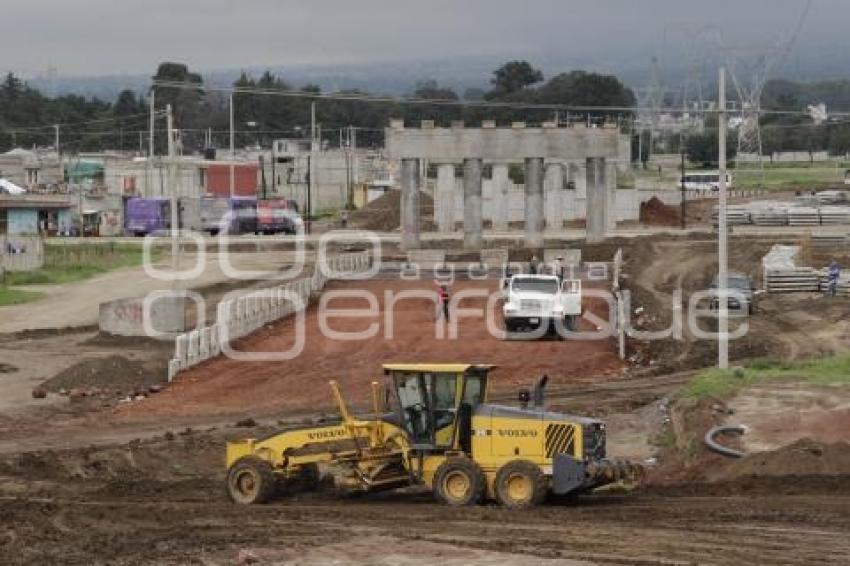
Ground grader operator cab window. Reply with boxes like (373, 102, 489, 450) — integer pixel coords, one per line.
(388, 366, 488, 450)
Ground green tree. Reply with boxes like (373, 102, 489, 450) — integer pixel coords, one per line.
(489, 61, 543, 96)
(151, 62, 203, 151)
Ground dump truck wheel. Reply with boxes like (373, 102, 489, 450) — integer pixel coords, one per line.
(227, 457, 277, 504)
(495, 460, 547, 509)
(434, 457, 485, 506)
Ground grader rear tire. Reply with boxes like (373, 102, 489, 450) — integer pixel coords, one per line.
(495, 460, 547, 509)
(433, 457, 486, 506)
(226, 457, 277, 504)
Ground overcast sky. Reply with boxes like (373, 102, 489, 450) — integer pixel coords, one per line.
(4, 0, 842, 78)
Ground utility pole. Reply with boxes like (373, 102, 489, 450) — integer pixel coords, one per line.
(680, 146, 686, 230)
(718, 67, 729, 370)
(148, 89, 155, 195)
(54, 125, 61, 188)
(306, 154, 312, 235)
(270, 140, 276, 196)
(149, 89, 155, 156)
(229, 91, 235, 198)
(167, 104, 179, 273)
(259, 154, 267, 200)
(309, 100, 316, 234)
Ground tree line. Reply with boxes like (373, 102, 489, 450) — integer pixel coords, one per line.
(0, 60, 635, 155)
(4, 59, 850, 161)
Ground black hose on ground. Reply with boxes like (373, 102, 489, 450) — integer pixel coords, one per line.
(704, 424, 749, 458)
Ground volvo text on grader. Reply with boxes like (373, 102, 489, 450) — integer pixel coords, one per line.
(226, 364, 640, 508)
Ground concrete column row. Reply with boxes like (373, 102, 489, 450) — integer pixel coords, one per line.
(401, 157, 608, 249)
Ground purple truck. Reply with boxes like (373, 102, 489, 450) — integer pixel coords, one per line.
(125, 197, 171, 236)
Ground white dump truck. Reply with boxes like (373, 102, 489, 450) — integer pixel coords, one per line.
(502, 274, 582, 334)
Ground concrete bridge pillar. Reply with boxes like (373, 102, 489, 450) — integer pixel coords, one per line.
(463, 158, 483, 249)
(586, 157, 608, 243)
(436, 163, 456, 233)
(400, 158, 420, 250)
(524, 157, 545, 248)
(544, 162, 564, 232)
(492, 163, 510, 231)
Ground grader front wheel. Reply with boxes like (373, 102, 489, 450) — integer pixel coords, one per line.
(226, 457, 277, 504)
(433, 457, 486, 506)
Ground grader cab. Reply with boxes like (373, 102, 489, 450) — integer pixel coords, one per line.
(226, 364, 640, 508)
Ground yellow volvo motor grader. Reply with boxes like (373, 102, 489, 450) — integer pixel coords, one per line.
(226, 364, 640, 508)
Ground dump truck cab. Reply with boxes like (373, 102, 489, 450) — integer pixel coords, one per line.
(502, 275, 582, 333)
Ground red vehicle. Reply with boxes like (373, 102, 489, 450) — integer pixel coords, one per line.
(256, 199, 298, 235)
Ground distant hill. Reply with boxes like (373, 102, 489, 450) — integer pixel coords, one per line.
(21, 44, 850, 105)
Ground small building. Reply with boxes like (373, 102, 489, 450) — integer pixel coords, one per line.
(0, 148, 63, 189)
(0, 195, 73, 236)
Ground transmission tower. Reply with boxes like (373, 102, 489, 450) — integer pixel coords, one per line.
(635, 56, 665, 161)
(680, 25, 717, 127)
(715, 0, 812, 184)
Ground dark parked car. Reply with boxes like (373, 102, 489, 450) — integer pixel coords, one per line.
(709, 272, 755, 315)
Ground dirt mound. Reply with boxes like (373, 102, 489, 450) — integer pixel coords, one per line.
(0, 431, 225, 485)
(710, 438, 850, 482)
(348, 189, 435, 231)
(640, 197, 681, 226)
(41, 355, 166, 395)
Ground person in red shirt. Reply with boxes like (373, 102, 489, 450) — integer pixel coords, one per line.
(437, 284, 450, 322)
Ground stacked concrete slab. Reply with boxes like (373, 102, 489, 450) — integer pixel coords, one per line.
(167, 252, 373, 381)
(762, 245, 821, 293)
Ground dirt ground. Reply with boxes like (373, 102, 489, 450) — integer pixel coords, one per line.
(615, 234, 850, 373)
(105, 278, 624, 424)
(0, 425, 848, 565)
(3, 232, 850, 564)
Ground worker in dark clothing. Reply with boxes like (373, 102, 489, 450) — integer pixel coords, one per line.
(437, 284, 450, 321)
(827, 260, 841, 296)
(529, 255, 539, 275)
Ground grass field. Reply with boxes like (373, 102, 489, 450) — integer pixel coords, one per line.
(626, 161, 850, 191)
(684, 354, 850, 399)
(0, 287, 44, 307)
(3, 243, 152, 286)
(735, 163, 848, 190)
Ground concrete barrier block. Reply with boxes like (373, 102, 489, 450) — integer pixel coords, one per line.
(407, 250, 446, 270)
(199, 327, 211, 359)
(175, 334, 189, 365)
(544, 249, 581, 267)
(480, 249, 509, 269)
(187, 330, 200, 362)
(209, 324, 220, 356)
(216, 300, 232, 324)
(168, 359, 182, 382)
(100, 295, 189, 337)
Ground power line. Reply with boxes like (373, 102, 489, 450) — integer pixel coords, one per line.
(151, 78, 850, 118)
(1, 110, 165, 133)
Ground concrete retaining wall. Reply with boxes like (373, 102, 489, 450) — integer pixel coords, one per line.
(99, 295, 189, 336)
(167, 251, 373, 381)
